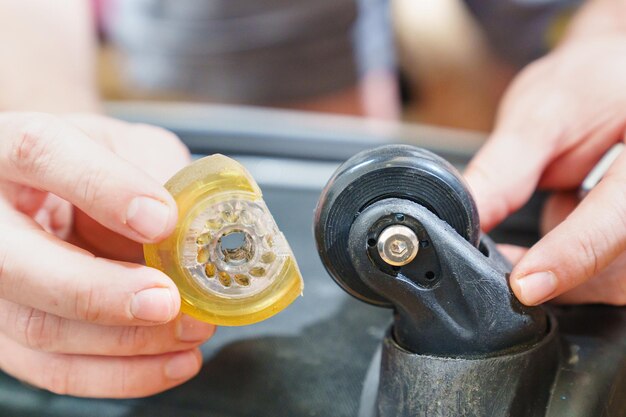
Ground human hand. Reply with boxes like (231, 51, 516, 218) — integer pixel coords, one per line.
(464, 35, 626, 306)
(0, 112, 215, 398)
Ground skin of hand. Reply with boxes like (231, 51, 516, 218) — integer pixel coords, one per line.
(464, 7, 626, 307)
(0, 112, 216, 398)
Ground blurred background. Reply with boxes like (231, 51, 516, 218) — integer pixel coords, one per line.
(97, 0, 572, 134)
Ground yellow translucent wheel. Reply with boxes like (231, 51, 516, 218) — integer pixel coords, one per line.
(144, 155, 304, 326)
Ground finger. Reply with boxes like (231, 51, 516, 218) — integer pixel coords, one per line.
(1, 185, 72, 242)
(25, 192, 73, 238)
(0, 332, 202, 398)
(0, 113, 177, 243)
(71, 208, 144, 261)
(552, 250, 626, 305)
(64, 115, 191, 260)
(0, 194, 36, 230)
(464, 55, 592, 231)
(0, 301, 215, 355)
(63, 114, 191, 183)
(510, 152, 626, 305)
(464, 132, 554, 231)
(0, 228, 180, 325)
(0, 183, 49, 217)
(539, 118, 626, 189)
(463, 60, 572, 231)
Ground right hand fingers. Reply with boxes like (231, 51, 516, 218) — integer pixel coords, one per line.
(509, 151, 626, 305)
(0, 332, 203, 398)
(539, 192, 626, 305)
(464, 43, 626, 231)
(0, 112, 178, 243)
(0, 300, 215, 356)
(497, 231, 626, 305)
(499, 192, 626, 305)
(463, 58, 565, 231)
(0, 226, 180, 325)
(551, 250, 626, 305)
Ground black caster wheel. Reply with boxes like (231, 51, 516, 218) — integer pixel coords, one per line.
(315, 145, 555, 417)
(314, 145, 479, 307)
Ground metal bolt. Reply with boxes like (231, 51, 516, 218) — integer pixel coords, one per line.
(377, 225, 419, 267)
(389, 240, 408, 256)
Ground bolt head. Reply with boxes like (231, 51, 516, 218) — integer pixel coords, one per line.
(376, 224, 419, 267)
(389, 240, 408, 256)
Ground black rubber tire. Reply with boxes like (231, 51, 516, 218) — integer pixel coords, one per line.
(314, 145, 479, 306)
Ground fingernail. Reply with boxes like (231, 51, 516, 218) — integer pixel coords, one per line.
(176, 314, 216, 342)
(513, 271, 558, 305)
(165, 351, 201, 380)
(126, 196, 171, 240)
(131, 287, 176, 322)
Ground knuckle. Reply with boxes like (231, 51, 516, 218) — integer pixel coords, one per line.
(570, 233, 602, 281)
(8, 114, 60, 179)
(73, 281, 103, 323)
(17, 307, 60, 351)
(75, 165, 107, 212)
(117, 325, 151, 352)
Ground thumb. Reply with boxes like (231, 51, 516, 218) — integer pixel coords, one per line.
(510, 150, 626, 305)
